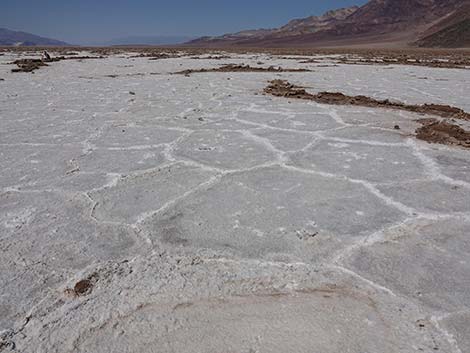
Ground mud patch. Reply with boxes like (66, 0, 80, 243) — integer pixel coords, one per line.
(175, 64, 310, 76)
(264, 80, 470, 121)
(416, 120, 470, 148)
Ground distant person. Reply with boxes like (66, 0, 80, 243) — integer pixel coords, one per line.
(43, 51, 51, 61)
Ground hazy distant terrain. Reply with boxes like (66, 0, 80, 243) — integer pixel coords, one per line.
(99, 35, 196, 46)
(0, 28, 69, 46)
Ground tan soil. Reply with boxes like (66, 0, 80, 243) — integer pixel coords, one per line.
(264, 80, 470, 121)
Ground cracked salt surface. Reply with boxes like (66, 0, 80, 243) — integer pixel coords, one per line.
(1, 51, 470, 353)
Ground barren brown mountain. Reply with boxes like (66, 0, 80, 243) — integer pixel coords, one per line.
(187, 0, 470, 48)
(417, 2, 470, 47)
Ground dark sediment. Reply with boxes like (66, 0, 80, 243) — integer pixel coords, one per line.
(11, 59, 48, 73)
(264, 80, 470, 148)
(264, 80, 470, 121)
(175, 64, 310, 76)
(11, 55, 104, 73)
(416, 120, 470, 148)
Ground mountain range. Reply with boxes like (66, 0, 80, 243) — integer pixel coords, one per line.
(2, 0, 469, 48)
(96, 35, 196, 46)
(0, 28, 69, 46)
(188, 0, 470, 48)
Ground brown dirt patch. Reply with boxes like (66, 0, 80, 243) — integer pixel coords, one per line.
(264, 80, 470, 121)
(175, 64, 310, 76)
(416, 120, 470, 148)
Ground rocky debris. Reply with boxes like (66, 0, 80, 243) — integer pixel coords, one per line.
(58, 55, 104, 61)
(175, 64, 310, 76)
(130, 52, 179, 59)
(11, 58, 48, 73)
(11, 55, 104, 73)
(264, 79, 317, 99)
(148, 53, 181, 60)
(337, 56, 470, 70)
(276, 49, 470, 70)
(299, 58, 321, 64)
(0, 331, 15, 351)
(264, 80, 470, 121)
(190, 55, 232, 60)
(416, 120, 470, 148)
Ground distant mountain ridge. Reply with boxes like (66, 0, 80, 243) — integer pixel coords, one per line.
(0, 28, 69, 46)
(187, 0, 470, 48)
(100, 35, 196, 46)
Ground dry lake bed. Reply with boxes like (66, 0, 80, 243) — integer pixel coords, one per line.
(1, 49, 470, 353)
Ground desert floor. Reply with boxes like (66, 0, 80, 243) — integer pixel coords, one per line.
(1, 49, 469, 353)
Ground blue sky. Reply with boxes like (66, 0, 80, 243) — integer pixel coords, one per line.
(1, 0, 367, 44)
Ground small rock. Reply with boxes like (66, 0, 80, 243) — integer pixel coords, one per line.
(394, 125, 401, 130)
(74, 279, 93, 296)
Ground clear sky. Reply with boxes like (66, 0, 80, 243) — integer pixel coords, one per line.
(1, 0, 367, 44)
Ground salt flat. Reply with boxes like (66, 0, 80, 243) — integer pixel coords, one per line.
(1, 51, 469, 353)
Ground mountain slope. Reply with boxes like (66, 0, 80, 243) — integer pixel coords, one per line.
(188, 0, 470, 48)
(0, 28, 69, 46)
(188, 6, 360, 46)
(417, 18, 470, 47)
